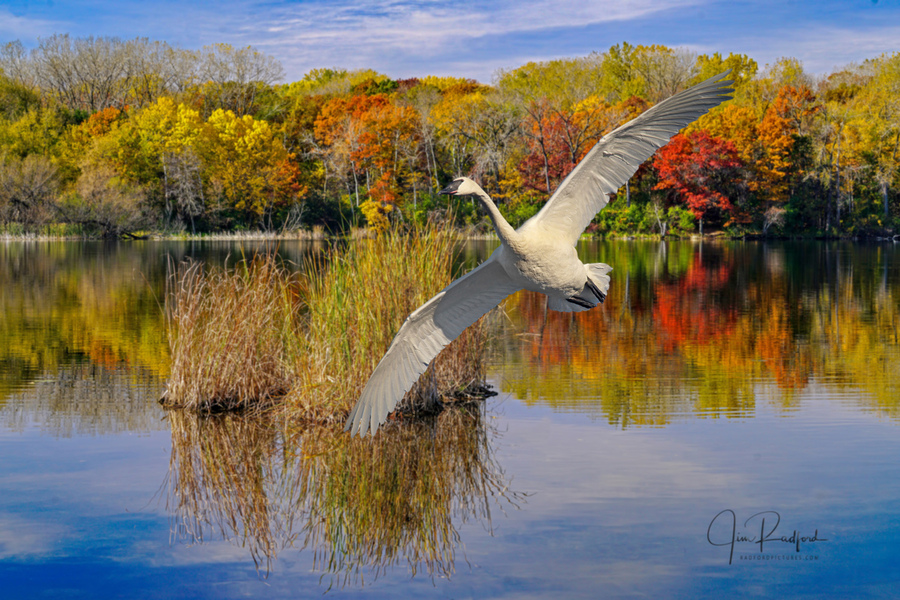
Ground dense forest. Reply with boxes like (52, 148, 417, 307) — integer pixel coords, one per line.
(0, 35, 898, 238)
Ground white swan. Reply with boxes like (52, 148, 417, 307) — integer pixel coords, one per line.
(345, 70, 733, 436)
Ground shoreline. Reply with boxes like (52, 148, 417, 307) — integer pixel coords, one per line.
(0, 229, 330, 243)
(1, 229, 897, 243)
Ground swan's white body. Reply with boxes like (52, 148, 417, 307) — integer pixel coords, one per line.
(346, 71, 733, 436)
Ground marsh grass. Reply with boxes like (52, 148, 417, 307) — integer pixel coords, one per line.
(161, 252, 301, 413)
(162, 222, 494, 423)
(165, 405, 516, 581)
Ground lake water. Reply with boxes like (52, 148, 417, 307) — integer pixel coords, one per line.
(1, 239, 898, 599)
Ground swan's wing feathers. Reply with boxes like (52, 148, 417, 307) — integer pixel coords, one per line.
(345, 256, 519, 437)
(527, 71, 733, 244)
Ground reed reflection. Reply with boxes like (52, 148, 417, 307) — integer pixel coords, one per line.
(165, 405, 517, 585)
(494, 241, 900, 426)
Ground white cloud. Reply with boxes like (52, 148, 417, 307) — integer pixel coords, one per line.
(0, 9, 63, 39)
(6, 0, 898, 83)
(0, 516, 66, 558)
(726, 24, 900, 74)
(239, 0, 702, 80)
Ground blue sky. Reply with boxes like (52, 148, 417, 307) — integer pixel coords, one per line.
(1, 0, 899, 83)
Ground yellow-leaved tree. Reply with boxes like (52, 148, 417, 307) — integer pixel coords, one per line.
(854, 53, 900, 219)
(204, 108, 304, 228)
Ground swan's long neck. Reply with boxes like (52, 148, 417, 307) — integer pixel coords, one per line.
(474, 189, 521, 251)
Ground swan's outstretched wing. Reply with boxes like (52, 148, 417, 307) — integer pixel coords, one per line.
(345, 254, 520, 437)
(525, 71, 733, 245)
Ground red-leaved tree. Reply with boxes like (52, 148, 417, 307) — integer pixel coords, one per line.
(653, 131, 747, 230)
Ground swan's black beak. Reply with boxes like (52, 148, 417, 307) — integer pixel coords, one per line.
(439, 179, 462, 195)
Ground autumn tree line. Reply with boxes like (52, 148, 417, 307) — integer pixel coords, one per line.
(0, 35, 898, 238)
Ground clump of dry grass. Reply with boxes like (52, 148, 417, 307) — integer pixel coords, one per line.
(161, 253, 301, 412)
(162, 222, 494, 423)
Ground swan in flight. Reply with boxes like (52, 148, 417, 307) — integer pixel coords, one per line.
(346, 71, 733, 436)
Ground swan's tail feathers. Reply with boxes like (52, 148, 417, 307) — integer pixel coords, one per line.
(585, 262, 612, 302)
(547, 263, 613, 313)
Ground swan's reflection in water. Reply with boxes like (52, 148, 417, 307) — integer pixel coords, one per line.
(165, 405, 519, 586)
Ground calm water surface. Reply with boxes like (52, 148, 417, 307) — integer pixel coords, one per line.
(0, 239, 898, 599)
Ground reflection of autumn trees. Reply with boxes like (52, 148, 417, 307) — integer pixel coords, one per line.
(654, 251, 736, 351)
(3, 240, 897, 435)
(0, 242, 172, 431)
(811, 251, 900, 414)
(0, 243, 169, 390)
(493, 241, 900, 426)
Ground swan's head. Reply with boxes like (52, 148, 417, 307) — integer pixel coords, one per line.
(439, 177, 483, 196)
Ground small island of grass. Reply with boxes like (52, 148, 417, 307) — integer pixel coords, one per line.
(161, 222, 494, 425)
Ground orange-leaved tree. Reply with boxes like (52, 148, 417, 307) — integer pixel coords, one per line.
(756, 85, 819, 206)
(315, 93, 418, 229)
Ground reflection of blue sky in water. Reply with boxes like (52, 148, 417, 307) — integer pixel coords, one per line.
(1, 385, 897, 598)
(469, 388, 899, 598)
